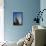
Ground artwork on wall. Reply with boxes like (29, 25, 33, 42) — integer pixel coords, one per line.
(33, 9, 46, 24)
(13, 12, 23, 25)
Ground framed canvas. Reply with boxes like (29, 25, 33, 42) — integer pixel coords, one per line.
(13, 12, 23, 25)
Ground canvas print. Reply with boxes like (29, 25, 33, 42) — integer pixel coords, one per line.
(13, 12, 23, 25)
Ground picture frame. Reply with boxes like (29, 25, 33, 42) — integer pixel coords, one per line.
(13, 12, 23, 25)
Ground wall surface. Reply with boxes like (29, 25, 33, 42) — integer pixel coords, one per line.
(4, 0, 40, 42)
(40, 0, 46, 26)
(0, 0, 4, 42)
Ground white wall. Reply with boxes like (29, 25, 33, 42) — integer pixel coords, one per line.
(0, 0, 4, 42)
